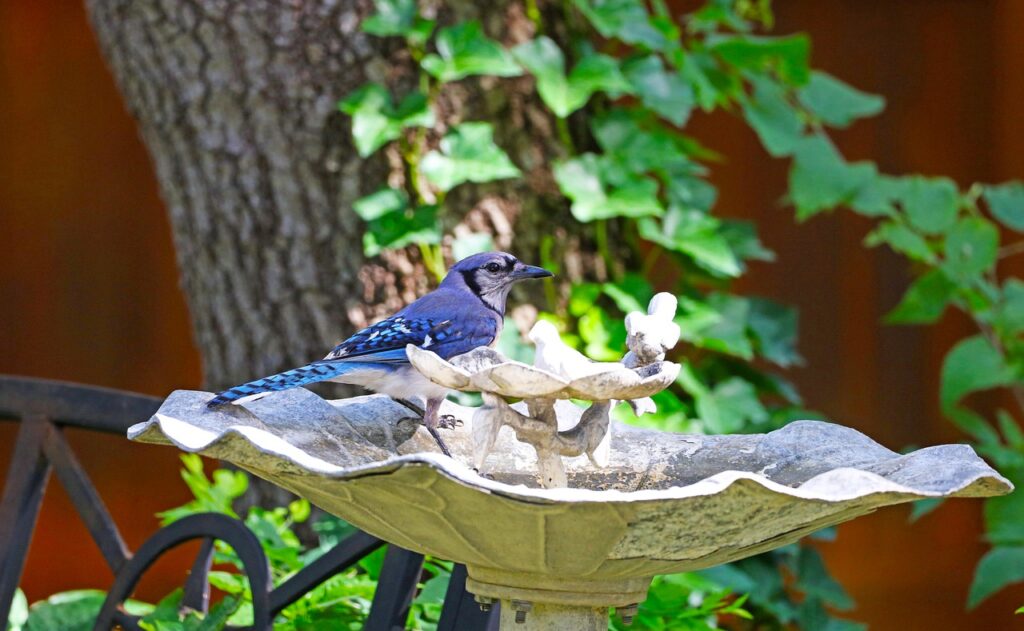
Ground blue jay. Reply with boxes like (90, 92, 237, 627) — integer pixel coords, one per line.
(207, 251, 552, 453)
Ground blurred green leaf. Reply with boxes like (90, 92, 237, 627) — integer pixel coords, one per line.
(363, 205, 440, 256)
(24, 590, 106, 631)
(983, 182, 1024, 232)
(710, 34, 811, 85)
(339, 85, 434, 157)
(677, 294, 754, 359)
(864, 221, 937, 264)
(639, 208, 740, 276)
(353, 188, 409, 221)
(572, 0, 671, 51)
(421, 122, 520, 192)
(898, 176, 960, 235)
(694, 376, 768, 433)
(554, 154, 664, 221)
(968, 546, 1024, 609)
(361, 0, 434, 45)
(748, 297, 801, 366)
(158, 454, 246, 524)
(743, 75, 804, 157)
(9, 588, 27, 631)
(885, 269, 956, 324)
(792, 546, 854, 611)
(909, 498, 944, 523)
(995, 279, 1024, 335)
(790, 135, 875, 219)
(421, 22, 521, 81)
(984, 466, 1024, 546)
(513, 37, 630, 118)
(940, 335, 1016, 410)
(797, 71, 885, 128)
(943, 217, 1000, 281)
(623, 55, 694, 126)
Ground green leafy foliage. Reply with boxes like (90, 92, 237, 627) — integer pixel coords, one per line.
(361, 0, 434, 45)
(554, 154, 664, 222)
(325, 0, 1024, 621)
(420, 122, 521, 192)
(338, 85, 434, 157)
(513, 37, 631, 118)
(623, 55, 694, 126)
(421, 21, 521, 81)
(983, 181, 1024, 232)
(797, 71, 885, 128)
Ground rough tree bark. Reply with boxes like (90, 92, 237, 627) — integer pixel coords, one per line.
(86, 0, 602, 397)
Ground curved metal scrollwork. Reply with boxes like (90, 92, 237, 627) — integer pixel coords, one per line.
(93, 513, 273, 631)
(0, 376, 496, 631)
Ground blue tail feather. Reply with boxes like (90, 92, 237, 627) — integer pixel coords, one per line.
(207, 361, 355, 407)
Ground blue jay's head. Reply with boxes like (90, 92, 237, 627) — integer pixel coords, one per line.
(442, 251, 553, 314)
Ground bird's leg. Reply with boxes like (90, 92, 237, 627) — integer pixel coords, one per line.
(396, 398, 425, 417)
(423, 397, 453, 458)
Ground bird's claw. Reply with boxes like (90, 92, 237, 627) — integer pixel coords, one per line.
(437, 414, 463, 430)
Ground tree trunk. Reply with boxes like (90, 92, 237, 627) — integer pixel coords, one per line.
(85, 0, 596, 393)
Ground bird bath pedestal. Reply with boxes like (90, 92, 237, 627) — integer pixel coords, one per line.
(129, 296, 1013, 629)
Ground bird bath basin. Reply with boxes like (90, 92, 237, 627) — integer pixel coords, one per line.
(129, 387, 1012, 629)
(129, 293, 1012, 628)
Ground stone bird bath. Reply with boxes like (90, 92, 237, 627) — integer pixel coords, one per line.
(129, 295, 1013, 629)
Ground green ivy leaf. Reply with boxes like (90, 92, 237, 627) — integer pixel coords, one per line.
(789, 135, 875, 219)
(339, 85, 434, 157)
(677, 294, 754, 359)
(797, 71, 885, 128)
(513, 37, 630, 118)
(572, 0, 671, 51)
(994, 279, 1024, 335)
(591, 110, 692, 174)
(863, 221, 937, 263)
(363, 205, 440, 256)
(984, 466, 1024, 546)
(421, 122, 521, 192)
(452, 232, 494, 261)
(983, 181, 1024, 232)
(692, 376, 768, 434)
(361, 0, 434, 45)
(898, 175, 959, 235)
(553, 154, 664, 221)
(682, 49, 741, 110)
(569, 53, 633, 99)
(940, 335, 1016, 410)
(748, 297, 801, 366)
(742, 75, 804, 157)
(720, 220, 776, 263)
(420, 22, 521, 81)
(943, 217, 999, 281)
(352, 187, 409, 221)
(639, 208, 740, 276)
(908, 498, 945, 523)
(25, 590, 107, 631)
(623, 55, 694, 126)
(968, 546, 1024, 609)
(885, 269, 956, 324)
(709, 34, 811, 85)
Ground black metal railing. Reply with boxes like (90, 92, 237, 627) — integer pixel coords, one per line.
(0, 375, 496, 630)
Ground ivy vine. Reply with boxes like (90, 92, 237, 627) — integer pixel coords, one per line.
(339, 0, 1024, 626)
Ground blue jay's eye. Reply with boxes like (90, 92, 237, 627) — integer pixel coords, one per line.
(485, 262, 502, 273)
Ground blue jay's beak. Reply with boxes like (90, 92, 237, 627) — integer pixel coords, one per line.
(513, 264, 554, 280)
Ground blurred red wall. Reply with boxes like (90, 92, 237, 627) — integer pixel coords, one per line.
(1, 0, 1022, 628)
